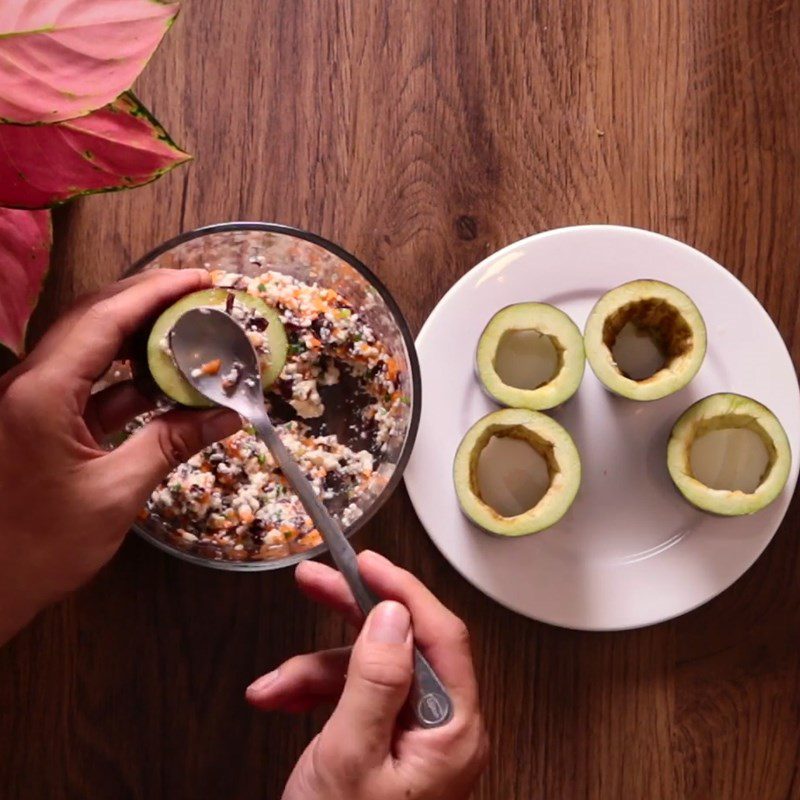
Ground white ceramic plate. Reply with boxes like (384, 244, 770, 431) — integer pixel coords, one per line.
(404, 225, 800, 631)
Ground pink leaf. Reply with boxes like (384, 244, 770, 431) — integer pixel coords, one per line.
(0, 208, 51, 356)
(0, 92, 191, 209)
(0, 0, 179, 124)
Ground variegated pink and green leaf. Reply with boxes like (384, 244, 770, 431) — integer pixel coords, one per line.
(0, 0, 179, 124)
(0, 93, 191, 209)
(0, 208, 51, 356)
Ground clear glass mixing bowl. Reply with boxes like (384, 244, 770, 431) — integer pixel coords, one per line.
(118, 222, 421, 571)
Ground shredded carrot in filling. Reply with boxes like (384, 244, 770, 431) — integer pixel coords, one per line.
(200, 358, 222, 375)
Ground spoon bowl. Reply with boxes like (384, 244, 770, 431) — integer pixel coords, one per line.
(169, 307, 265, 413)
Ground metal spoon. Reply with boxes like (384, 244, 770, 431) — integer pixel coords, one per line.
(169, 307, 453, 729)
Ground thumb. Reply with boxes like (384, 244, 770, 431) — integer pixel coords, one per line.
(103, 408, 241, 504)
(324, 601, 413, 763)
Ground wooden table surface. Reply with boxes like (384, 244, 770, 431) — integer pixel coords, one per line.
(3, 1, 800, 798)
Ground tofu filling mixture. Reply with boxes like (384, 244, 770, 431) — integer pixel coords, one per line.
(130, 269, 408, 561)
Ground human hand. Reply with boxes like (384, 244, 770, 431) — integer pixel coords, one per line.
(0, 269, 241, 645)
(246, 550, 489, 800)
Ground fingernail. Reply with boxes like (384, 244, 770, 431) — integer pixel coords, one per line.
(361, 550, 391, 567)
(367, 601, 410, 644)
(202, 410, 241, 444)
(296, 559, 327, 578)
(247, 669, 280, 695)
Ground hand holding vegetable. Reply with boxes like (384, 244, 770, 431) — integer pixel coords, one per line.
(0, 269, 240, 645)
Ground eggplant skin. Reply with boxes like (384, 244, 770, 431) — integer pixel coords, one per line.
(129, 311, 170, 403)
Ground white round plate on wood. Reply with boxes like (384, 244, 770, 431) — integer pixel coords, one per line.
(404, 225, 800, 631)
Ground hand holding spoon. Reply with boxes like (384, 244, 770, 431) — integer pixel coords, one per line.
(169, 307, 453, 728)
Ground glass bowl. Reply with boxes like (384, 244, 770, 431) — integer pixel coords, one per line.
(120, 222, 421, 571)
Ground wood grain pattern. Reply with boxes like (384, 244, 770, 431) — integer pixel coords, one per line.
(3, 1, 800, 797)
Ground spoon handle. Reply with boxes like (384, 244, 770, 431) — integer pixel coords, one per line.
(251, 414, 453, 729)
